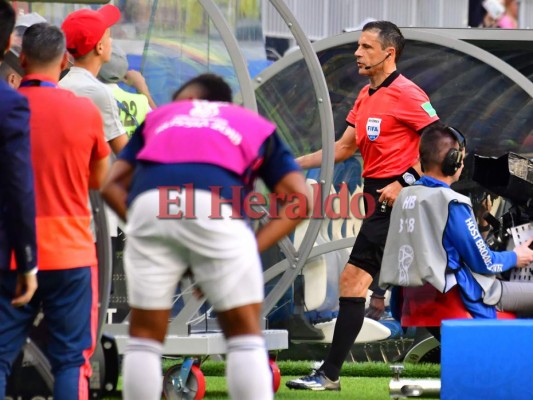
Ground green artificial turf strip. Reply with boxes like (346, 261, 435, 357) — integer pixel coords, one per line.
(98, 359, 440, 400)
(162, 359, 440, 378)
(102, 360, 439, 399)
(190, 376, 392, 399)
(104, 376, 396, 399)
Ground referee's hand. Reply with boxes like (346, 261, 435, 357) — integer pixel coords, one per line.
(365, 295, 385, 321)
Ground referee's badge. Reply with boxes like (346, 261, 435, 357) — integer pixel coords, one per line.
(366, 117, 382, 141)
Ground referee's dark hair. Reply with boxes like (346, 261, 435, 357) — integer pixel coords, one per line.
(0, 0, 16, 61)
(362, 20, 406, 62)
(172, 73, 232, 102)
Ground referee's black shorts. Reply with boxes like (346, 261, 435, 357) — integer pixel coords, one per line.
(348, 177, 396, 278)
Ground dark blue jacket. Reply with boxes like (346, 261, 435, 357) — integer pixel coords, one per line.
(0, 80, 37, 273)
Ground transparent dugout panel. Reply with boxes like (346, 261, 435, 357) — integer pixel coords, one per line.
(256, 39, 533, 190)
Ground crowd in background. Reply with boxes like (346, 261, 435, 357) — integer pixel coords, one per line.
(470, 0, 519, 29)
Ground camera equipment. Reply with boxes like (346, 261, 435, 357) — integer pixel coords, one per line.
(471, 152, 533, 252)
(472, 152, 533, 207)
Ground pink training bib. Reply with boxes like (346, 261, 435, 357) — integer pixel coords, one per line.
(138, 100, 276, 175)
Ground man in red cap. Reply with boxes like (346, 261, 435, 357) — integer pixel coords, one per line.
(60, 4, 128, 155)
(60, 5, 128, 281)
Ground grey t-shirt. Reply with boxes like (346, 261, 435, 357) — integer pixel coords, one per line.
(60, 66, 125, 237)
(60, 66, 125, 142)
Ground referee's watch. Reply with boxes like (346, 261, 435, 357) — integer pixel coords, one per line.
(398, 167, 420, 187)
(402, 171, 417, 186)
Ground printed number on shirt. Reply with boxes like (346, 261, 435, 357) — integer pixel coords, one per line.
(121, 100, 138, 127)
(399, 218, 415, 233)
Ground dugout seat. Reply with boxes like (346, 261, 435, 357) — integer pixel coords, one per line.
(291, 178, 391, 343)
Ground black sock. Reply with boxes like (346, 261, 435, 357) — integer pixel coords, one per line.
(320, 297, 366, 381)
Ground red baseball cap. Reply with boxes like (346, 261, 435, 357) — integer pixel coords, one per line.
(61, 5, 121, 58)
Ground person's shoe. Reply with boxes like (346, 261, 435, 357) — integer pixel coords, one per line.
(286, 369, 341, 391)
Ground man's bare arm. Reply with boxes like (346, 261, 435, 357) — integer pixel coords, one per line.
(89, 156, 110, 189)
(101, 159, 134, 221)
(108, 134, 129, 155)
(297, 125, 358, 169)
(255, 171, 310, 253)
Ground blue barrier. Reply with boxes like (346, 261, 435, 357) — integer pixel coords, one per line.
(442, 319, 533, 400)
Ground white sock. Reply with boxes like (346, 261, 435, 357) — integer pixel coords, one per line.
(226, 335, 273, 400)
(122, 337, 163, 400)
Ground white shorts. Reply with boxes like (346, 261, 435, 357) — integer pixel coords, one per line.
(124, 189, 264, 311)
